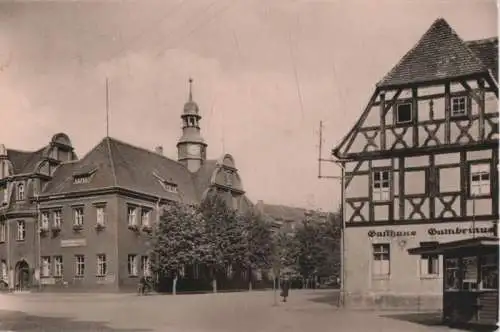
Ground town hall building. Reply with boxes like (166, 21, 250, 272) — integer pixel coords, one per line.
(0, 79, 253, 291)
(333, 19, 498, 310)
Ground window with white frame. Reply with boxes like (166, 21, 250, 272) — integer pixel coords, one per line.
(480, 254, 498, 290)
(54, 256, 63, 277)
(451, 96, 467, 117)
(372, 170, 391, 201)
(141, 256, 150, 277)
(17, 183, 24, 201)
(128, 254, 138, 276)
(0, 222, 5, 242)
(396, 103, 412, 124)
(372, 243, 390, 276)
(41, 256, 51, 277)
(1, 260, 7, 281)
(141, 209, 150, 226)
(73, 207, 84, 226)
(470, 163, 491, 196)
(462, 256, 478, 291)
(2, 186, 7, 204)
(420, 254, 439, 276)
(41, 212, 49, 230)
(17, 220, 25, 241)
(97, 254, 107, 277)
(53, 210, 62, 228)
(127, 206, 137, 226)
(75, 255, 85, 277)
(96, 206, 105, 226)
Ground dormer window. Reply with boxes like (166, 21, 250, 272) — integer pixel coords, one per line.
(396, 103, 412, 124)
(162, 182, 178, 193)
(73, 168, 97, 184)
(17, 183, 25, 201)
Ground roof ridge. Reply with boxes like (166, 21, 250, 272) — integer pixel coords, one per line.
(465, 37, 498, 45)
(106, 136, 186, 167)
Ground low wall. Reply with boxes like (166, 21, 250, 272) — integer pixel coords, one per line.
(345, 292, 443, 311)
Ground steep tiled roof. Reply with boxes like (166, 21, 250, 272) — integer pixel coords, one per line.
(257, 202, 308, 223)
(465, 37, 498, 82)
(7, 148, 46, 174)
(377, 18, 490, 88)
(192, 159, 218, 198)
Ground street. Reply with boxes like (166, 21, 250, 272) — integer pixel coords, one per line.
(0, 289, 483, 332)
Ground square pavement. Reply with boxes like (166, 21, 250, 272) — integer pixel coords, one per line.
(0, 290, 494, 331)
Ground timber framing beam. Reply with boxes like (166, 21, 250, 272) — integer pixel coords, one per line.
(459, 80, 481, 105)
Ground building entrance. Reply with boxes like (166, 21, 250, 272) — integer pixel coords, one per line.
(15, 260, 30, 291)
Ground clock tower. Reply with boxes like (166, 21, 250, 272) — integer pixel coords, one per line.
(177, 78, 207, 173)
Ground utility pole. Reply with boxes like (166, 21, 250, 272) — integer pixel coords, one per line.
(317, 121, 351, 308)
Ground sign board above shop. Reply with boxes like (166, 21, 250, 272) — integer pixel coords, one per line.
(61, 238, 87, 247)
(368, 225, 497, 238)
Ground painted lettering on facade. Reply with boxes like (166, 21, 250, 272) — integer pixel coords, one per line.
(428, 227, 496, 236)
(368, 230, 417, 237)
(60, 238, 87, 247)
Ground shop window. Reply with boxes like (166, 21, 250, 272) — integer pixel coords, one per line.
(480, 254, 498, 290)
(445, 258, 460, 290)
(462, 256, 478, 291)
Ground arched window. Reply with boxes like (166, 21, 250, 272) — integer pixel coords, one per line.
(17, 183, 25, 201)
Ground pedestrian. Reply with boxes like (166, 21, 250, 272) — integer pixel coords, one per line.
(280, 277, 290, 302)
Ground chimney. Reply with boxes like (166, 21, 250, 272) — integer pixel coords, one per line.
(155, 146, 163, 155)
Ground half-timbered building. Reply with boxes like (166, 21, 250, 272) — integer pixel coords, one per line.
(333, 18, 498, 309)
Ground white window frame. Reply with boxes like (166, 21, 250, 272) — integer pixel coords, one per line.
(54, 256, 63, 277)
(396, 103, 412, 124)
(17, 183, 24, 201)
(127, 206, 137, 226)
(17, 220, 25, 241)
(75, 255, 85, 277)
(41, 212, 50, 230)
(1, 260, 7, 281)
(53, 210, 62, 228)
(420, 254, 439, 276)
(96, 206, 105, 226)
(462, 256, 478, 291)
(141, 256, 151, 277)
(2, 186, 7, 204)
(451, 96, 467, 117)
(470, 163, 491, 197)
(372, 170, 391, 202)
(41, 256, 51, 277)
(128, 254, 138, 276)
(0, 222, 5, 242)
(141, 209, 150, 226)
(372, 243, 390, 276)
(97, 254, 107, 277)
(73, 207, 84, 226)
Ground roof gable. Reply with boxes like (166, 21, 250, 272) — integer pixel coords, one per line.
(465, 37, 498, 82)
(377, 18, 487, 88)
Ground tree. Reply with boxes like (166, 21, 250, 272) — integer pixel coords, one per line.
(198, 193, 245, 292)
(240, 211, 274, 290)
(150, 202, 205, 294)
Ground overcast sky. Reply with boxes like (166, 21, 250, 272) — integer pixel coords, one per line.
(0, 0, 496, 211)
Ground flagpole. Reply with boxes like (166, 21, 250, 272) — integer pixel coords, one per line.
(106, 77, 110, 137)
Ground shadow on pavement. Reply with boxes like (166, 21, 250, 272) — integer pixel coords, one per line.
(381, 312, 497, 332)
(0, 310, 152, 331)
(307, 292, 340, 307)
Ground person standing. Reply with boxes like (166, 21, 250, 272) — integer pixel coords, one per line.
(280, 278, 290, 302)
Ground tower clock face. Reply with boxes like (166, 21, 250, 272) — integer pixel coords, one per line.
(188, 144, 200, 155)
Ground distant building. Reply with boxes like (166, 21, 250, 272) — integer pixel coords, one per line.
(333, 19, 498, 310)
(0, 79, 253, 292)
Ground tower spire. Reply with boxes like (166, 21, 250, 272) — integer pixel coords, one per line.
(188, 77, 193, 102)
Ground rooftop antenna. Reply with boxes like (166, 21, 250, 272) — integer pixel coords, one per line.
(106, 77, 110, 137)
(188, 77, 193, 102)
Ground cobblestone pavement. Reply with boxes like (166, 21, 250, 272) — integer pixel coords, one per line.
(0, 290, 490, 332)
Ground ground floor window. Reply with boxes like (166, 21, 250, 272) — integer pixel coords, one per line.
(141, 256, 150, 277)
(1, 260, 7, 281)
(128, 255, 138, 276)
(75, 255, 85, 278)
(97, 254, 107, 277)
(41, 256, 51, 277)
(462, 256, 478, 290)
(445, 258, 460, 290)
(372, 243, 390, 276)
(54, 256, 63, 277)
(420, 254, 439, 276)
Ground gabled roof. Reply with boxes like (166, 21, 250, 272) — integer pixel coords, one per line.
(377, 18, 490, 88)
(43, 137, 199, 204)
(465, 37, 498, 82)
